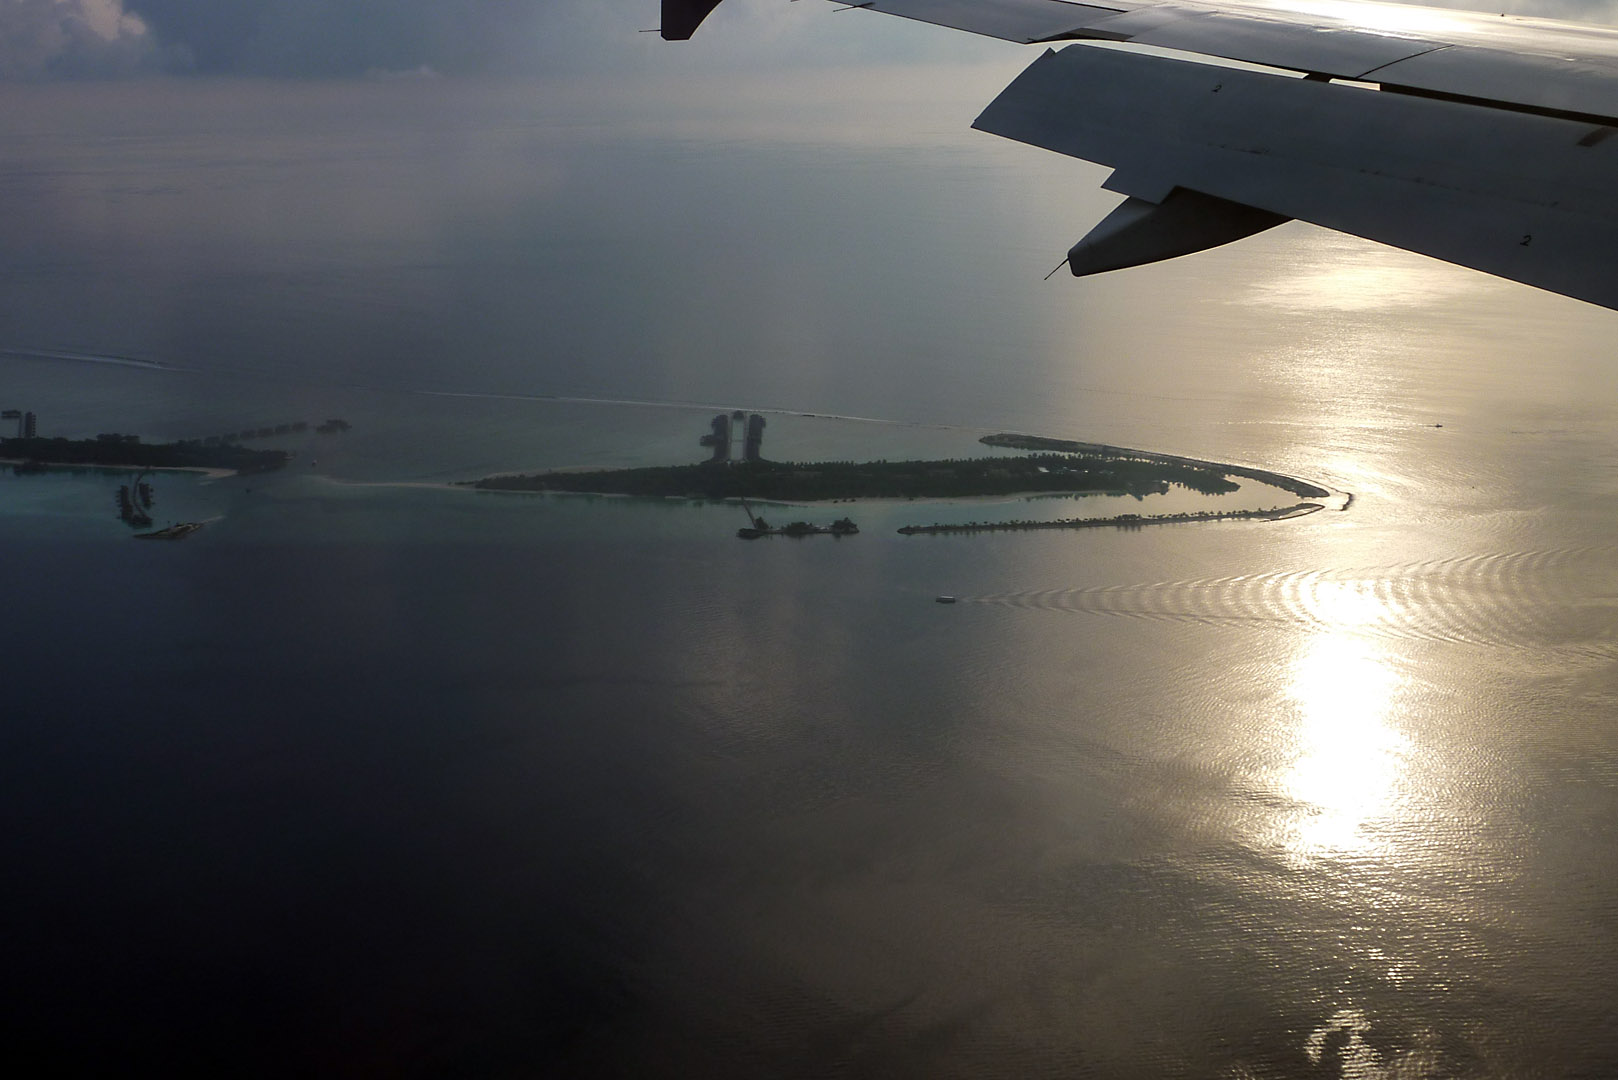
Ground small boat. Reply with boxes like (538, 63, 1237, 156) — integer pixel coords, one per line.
(935, 595, 957, 604)
(134, 522, 204, 540)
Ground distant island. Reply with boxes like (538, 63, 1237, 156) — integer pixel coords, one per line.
(1, 412, 352, 475)
(471, 432, 1332, 507)
(472, 450, 1251, 501)
(2, 436, 287, 474)
(470, 419, 1339, 539)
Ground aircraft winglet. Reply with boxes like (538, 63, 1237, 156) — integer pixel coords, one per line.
(662, 0, 727, 40)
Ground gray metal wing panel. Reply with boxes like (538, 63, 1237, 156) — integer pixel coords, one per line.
(857, 0, 1125, 43)
(799, 0, 1618, 119)
(1077, 6, 1446, 78)
(1367, 45, 1618, 121)
(972, 45, 1618, 308)
(1062, 1, 1618, 118)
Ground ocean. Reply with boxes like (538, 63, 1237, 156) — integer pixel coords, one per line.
(5, 73, 1618, 1077)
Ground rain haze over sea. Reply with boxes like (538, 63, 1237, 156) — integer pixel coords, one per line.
(7, 1, 1618, 1076)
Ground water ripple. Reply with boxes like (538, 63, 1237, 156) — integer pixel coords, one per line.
(968, 547, 1618, 651)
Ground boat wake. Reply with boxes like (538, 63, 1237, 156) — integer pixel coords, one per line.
(968, 547, 1618, 651)
(0, 348, 172, 371)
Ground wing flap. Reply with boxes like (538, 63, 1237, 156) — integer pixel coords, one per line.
(859, 0, 1618, 124)
(678, 0, 1618, 124)
(1367, 45, 1618, 122)
(1078, 6, 1446, 78)
(857, 0, 1125, 44)
(973, 45, 1618, 307)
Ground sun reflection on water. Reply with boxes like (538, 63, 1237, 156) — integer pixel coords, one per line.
(1305, 578, 1386, 631)
(1237, 229, 1500, 316)
(1243, 257, 1479, 314)
(1277, 582, 1411, 858)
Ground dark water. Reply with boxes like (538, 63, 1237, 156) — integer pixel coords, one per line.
(5, 74, 1618, 1077)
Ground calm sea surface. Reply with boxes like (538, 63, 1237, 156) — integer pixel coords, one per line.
(4, 76, 1618, 1077)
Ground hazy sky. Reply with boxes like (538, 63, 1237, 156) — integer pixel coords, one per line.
(0, 0, 1001, 79)
(7, 0, 1618, 80)
(5, 0, 1617, 460)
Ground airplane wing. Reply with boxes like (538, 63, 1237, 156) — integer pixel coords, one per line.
(662, 0, 1618, 311)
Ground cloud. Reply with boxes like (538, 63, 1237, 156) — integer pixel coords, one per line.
(0, 0, 982, 80)
(0, 0, 608, 79)
(123, 0, 565, 77)
(0, 0, 172, 79)
(118, 0, 1004, 77)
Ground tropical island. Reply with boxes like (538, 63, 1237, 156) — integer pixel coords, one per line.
(3, 435, 287, 474)
(472, 448, 1248, 501)
(469, 422, 1338, 536)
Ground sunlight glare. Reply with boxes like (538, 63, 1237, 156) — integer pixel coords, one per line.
(1260, 0, 1481, 39)
(1306, 577, 1387, 631)
(1242, 258, 1477, 313)
(1280, 634, 1409, 856)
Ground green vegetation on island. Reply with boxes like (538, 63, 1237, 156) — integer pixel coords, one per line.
(3, 436, 287, 474)
(979, 433, 1330, 499)
(473, 452, 1242, 501)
